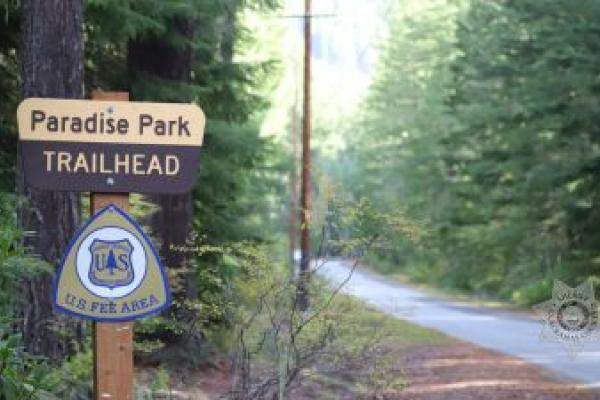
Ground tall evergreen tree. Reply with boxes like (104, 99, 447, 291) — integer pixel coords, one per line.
(127, 9, 197, 310)
(346, 0, 600, 303)
(19, 0, 84, 360)
(83, 1, 282, 357)
(449, 0, 600, 295)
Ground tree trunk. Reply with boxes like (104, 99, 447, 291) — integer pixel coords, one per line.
(220, 0, 238, 63)
(19, 0, 84, 361)
(128, 18, 197, 307)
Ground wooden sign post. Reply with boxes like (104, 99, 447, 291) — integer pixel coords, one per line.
(91, 91, 133, 400)
(16, 91, 206, 400)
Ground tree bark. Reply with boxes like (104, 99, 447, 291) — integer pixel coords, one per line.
(220, 0, 238, 63)
(19, 0, 84, 361)
(128, 18, 197, 307)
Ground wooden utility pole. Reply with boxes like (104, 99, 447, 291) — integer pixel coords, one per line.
(297, 0, 312, 311)
(289, 101, 299, 267)
(91, 91, 134, 400)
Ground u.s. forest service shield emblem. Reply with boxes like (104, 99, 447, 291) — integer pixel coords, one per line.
(54, 204, 171, 321)
(89, 239, 134, 289)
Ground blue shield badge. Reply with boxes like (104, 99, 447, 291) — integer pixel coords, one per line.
(88, 239, 134, 289)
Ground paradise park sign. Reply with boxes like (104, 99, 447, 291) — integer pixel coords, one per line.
(17, 98, 206, 193)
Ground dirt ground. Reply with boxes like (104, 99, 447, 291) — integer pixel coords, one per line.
(286, 341, 599, 400)
(140, 340, 600, 399)
(389, 342, 598, 400)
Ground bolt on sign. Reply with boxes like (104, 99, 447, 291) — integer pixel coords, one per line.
(17, 98, 206, 193)
(54, 204, 170, 321)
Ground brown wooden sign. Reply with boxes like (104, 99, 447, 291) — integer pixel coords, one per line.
(17, 98, 206, 193)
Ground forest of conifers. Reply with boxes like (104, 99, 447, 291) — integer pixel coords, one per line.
(1, 0, 600, 397)
(1, 0, 287, 396)
(342, 0, 600, 305)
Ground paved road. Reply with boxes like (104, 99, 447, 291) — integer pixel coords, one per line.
(317, 259, 600, 386)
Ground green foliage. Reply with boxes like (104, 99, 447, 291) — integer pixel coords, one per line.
(45, 349, 93, 399)
(0, 195, 91, 399)
(0, 0, 286, 385)
(0, 195, 51, 315)
(0, 331, 55, 400)
(0, 322, 91, 400)
(511, 279, 553, 306)
(150, 367, 171, 396)
(314, 184, 424, 259)
(86, 0, 278, 117)
(0, 0, 19, 192)
(194, 122, 282, 244)
(441, 0, 600, 296)
(226, 237, 448, 398)
(339, 0, 600, 304)
(82, 0, 286, 360)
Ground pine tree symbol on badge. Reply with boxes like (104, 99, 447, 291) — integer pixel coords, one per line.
(533, 279, 600, 357)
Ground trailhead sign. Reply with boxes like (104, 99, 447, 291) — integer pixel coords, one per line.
(15, 93, 206, 398)
(17, 98, 206, 193)
(16, 95, 208, 321)
(54, 204, 170, 321)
